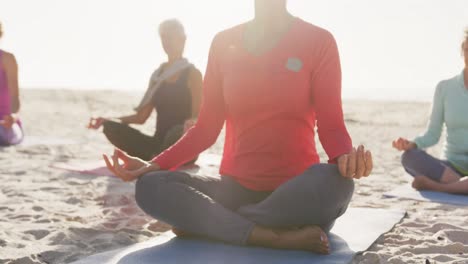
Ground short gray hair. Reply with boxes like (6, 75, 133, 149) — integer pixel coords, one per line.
(159, 19, 185, 37)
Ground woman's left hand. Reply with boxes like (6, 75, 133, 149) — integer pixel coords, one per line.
(337, 145, 373, 179)
(103, 149, 160, 182)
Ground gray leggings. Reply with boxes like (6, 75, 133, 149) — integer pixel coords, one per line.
(401, 149, 463, 182)
(135, 164, 354, 246)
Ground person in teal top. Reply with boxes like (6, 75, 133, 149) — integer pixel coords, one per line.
(392, 28, 468, 195)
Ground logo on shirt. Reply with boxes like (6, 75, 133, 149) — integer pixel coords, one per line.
(286, 57, 303, 72)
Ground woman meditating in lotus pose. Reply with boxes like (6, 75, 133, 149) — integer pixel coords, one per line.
(0, 21, 23, 146)
(393, 28, 468, 195)
(103, 0, 373, 254)
(89, 19, 202, 161)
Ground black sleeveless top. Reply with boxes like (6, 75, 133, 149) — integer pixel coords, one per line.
(152, 66, 193, 139)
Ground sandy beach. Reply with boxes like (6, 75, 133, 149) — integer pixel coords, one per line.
(0, 89, 467, 264)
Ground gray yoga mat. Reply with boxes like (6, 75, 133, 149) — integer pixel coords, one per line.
(384, 184, 468, 206)
(71, 208, 405, 264)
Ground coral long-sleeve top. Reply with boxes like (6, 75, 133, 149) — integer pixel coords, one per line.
(153, 18, 352, 191)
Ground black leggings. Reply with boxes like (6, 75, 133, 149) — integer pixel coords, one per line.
(102, 120, 184, 161)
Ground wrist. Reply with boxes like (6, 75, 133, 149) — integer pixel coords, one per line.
(186, 118, 197, 124)
(152, 162, 161, 170)
(145, 162, 160, 172)
(333, 150, 352, 163)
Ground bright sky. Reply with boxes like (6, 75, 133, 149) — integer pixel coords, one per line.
(0, 0, 467, 101)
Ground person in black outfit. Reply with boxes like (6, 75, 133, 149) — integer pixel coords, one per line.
(88, 19, 202, 161)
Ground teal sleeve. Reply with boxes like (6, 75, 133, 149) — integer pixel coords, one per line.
(413, 83, 445, 149)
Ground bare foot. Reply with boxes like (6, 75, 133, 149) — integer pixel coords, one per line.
(250, 225, 330, 254)
(171, 227, 197, 238)
(277, 226, 330, 254)
(412, 176, 433, 190)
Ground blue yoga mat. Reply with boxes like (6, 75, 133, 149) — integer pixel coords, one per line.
(384, 184, 468, 206)
(71, 208, 405, 264)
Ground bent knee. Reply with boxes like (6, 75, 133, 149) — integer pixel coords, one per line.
(306, 164, 354, 192)
(401, 148, 424, 168)
(135, 171, 172, 212)
(102, 120, 118, 136)
(302, 164, 354, 203)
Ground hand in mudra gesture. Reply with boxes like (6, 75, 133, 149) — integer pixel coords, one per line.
(103, 149, 160, 182)
(337, 145, 373, 179)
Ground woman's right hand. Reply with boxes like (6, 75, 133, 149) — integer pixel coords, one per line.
(88, 117, 107, 129)
(103, 148, 160, 182)
(392, 137, 417, 151)
(0, 115, 16, 129)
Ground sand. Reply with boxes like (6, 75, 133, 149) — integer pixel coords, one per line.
(0, 89, 467, 264)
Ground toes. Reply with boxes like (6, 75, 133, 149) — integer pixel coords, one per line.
(412, 177, 424, 190)
(318, 244, 330, 255)
(321, 233, 329, 244)
(172, 228, 186, 237)
(309, 226, 330, 254)
(316, 227, 329, 245)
